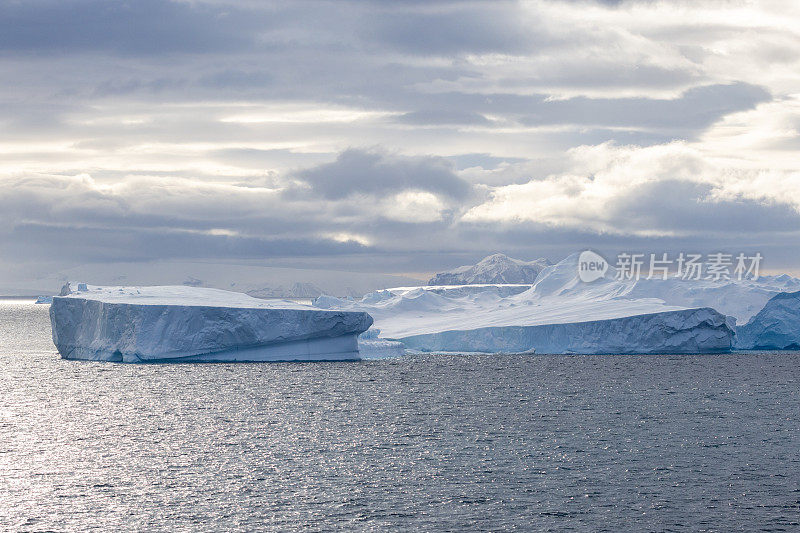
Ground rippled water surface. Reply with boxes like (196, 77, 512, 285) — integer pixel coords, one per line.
(1, 299, 799, 531)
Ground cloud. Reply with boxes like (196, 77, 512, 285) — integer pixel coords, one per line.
(293, 148, 473, 200)
(395, 110, 491, 126)
(462, 142, 800, 238)
(518, 83, 771, 133)
(0, 171, 374, 265)
(0, 0, 260, 55)
(362, 3, 536, 55)
(5, 222, 367, 263)
(0, 158, 471, 265)
(1, 0, 800, 276)
(378, 190, 448, 223)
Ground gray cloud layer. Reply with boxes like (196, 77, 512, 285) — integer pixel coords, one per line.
(1, 0, 799, 279)
(295, 149, 472, 200)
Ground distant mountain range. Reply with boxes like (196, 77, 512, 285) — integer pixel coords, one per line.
(2, 260, 423, 299)
(428, 253, 551, 285)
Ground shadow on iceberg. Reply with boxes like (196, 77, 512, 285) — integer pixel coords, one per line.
(736, 290, 800, 350)
(398, 308, 735, 355)
(50, 285, 373, 363)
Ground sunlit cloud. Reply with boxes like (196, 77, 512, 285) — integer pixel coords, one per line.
(1, 0, 800, 276)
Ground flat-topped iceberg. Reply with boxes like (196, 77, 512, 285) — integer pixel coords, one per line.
(400, 308, 733, 355)
(50, 285, 373, 363)
(314, 253, 800, 354)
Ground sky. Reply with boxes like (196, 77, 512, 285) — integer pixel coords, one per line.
(2, 0, 800, 281)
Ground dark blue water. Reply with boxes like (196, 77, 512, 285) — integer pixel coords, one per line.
(1, 299, 799, 531)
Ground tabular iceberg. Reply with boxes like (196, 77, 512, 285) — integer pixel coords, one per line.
(400, 308, 734, 354)
(50, 285, 373, 363)
(735, 290, 800, 350)
(314, 252, 800, 354)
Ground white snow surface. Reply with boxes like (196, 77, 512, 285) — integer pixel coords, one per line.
(315, 253, 800, 354)
(55, 285, 314, 308)
(50, 285, 373, 363)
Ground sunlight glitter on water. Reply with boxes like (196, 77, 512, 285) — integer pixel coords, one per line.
(1, 301, 799, 531)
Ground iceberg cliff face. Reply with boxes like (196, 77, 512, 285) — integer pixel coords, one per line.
(356, 328, 406, 358)
(735, 291, 800, 350)
(399, 308, 735, 354)
(50, 286, 373, 363)
(357, 339, 406, 358)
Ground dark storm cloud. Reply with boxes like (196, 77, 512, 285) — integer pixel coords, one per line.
(294, 149, 473, 200)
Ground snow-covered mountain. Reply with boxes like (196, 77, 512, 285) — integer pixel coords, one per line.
(246, 282, 325, 299)
(427, 253, 551, 285)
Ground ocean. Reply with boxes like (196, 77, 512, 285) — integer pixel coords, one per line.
(1, 298, 798, 531)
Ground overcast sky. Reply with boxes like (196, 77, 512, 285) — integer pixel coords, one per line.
(2, 0, 800, 279)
